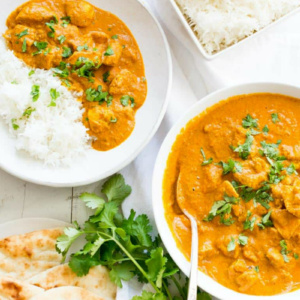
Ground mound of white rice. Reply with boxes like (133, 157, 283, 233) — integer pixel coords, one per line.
(0, 39, 90, 166)
(175, 0, 300, 54)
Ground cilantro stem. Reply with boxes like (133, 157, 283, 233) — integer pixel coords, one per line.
(85, 230, 160, 293)
(171, 275, 186, 299)
(162, 281, 172, 300)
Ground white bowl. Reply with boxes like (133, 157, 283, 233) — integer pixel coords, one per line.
(0, 0, 172, 187)
(152, 82, 300, 300)
(168, 0, 300, 60)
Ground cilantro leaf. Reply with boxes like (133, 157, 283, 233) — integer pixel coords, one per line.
(219, 159, 242, 174)
(56, 227, 83, 257)
(262, 125, 269, 135)
(80, 193, 105, 215)
(243, 211, 256, 231)
(91, 200, 120, 228)
(237, 234, 248, 246)
(132, 291, 167, 300)
(200, 148, 213, 166)
(227, 237, 236, 252)
(104, 45, 114, 56)
(286, 163, 298, 175)
(109, 262, 135, 287)
(31, 85, 40, 102)
(69, 253, 99, 277)
(280, 240, 290, 263)
(271, 113, 280, 124)
(58, 35, 66, 44)
(120, 95, 135, 107)
(232, 133, 253, 160)
(101, 174, 132, 203)
(257, 210, 273, 229)
(146, 248, 167, 287)
(48, 88, 60, 107)
(242, 114, 258, 129)
(16, 29, 29, 39)
(62, 46, 72, 58)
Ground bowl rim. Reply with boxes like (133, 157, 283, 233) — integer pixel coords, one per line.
(167, 0, 300, 60)
(152, 82, 300, 300)
(0, 0, 173, 188)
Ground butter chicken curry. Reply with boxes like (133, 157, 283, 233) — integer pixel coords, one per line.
(4, 0, 147, 151)
(163, 93, 300, 295)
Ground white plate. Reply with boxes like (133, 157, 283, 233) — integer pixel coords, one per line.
(168, 0, 300, 60)
(152, 82, 300, 300)
(0, 0, 172, 187)
(0, 217, 69, 239)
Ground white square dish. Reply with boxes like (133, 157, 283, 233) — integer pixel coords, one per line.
(168, 0, 300, 60)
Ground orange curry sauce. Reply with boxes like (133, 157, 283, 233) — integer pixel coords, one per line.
(163, 93, 300, 295)
(5, 0, 147, 151)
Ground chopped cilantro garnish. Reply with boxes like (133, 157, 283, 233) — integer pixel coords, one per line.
(242, 114, 258, 129)
(243, 211, 256, 231)
(31, 85, 40, 102)
(111, 34, 119, 39)
(227, 237, 236, 252)
(77, 44, 89, 51)
(85, 86, 110, 105)
(280, 240, 290, 263)
(61, 16, 71, 27)
(52, 62, 70, 78)
(200, 148, 213, 166)
(23, 107, 36, 117)
(103, 71, 110, 83)
(120, 95, 135, 108)
(237, 234, 248, 246)
(232, 132, 253, 160)
(34, 41, 48, 50)
(254, 266, 260, 273)
(286, 163, 298, 175)
(62, 46, 72, 58)
(15, 29, 28, 39)
(11, 119, 19, 130)
(22, 38, 27, 53)
(48, 88, 60, 107)
(257, 210, 273, 229)
(294, 253, 299, 260)
(204, 194, 239, 226)
(46, 17, 57, 37)
(219, 159, 242, 174)
(110, 117, 118, 123)
(271, 113, 280, 124)
(104, 45, 114, 56)
(58, 35, 66, 44)
(262, 125, 269, 135)
(28, 70, 35, 76)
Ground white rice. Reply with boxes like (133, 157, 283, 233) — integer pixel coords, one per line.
(175, 0, 300, 55)
(0, 39, 90, 166)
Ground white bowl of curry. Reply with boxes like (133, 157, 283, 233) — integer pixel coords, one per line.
(0, 0, 171, 186)
(153, 83, 300, 299)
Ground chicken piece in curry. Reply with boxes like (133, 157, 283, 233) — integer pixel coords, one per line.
(163, 93, 300, 296)
(4, 0, 147, 151)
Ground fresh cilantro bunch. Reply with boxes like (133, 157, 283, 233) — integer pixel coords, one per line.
(56, 174, 211, 300)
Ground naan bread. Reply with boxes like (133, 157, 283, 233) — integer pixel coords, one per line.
(0, 228, 63, 280)
(27, 264, 116, 300)
(30, 287, 106, 300)
(0, 276, 44, 300)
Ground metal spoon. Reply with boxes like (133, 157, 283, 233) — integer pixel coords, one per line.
(177, 173, 198, 300)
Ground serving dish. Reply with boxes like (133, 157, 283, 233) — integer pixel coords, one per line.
(152, 82, 300, 300)
(0, 0, 172, 187)
(168, 0, 300, 60)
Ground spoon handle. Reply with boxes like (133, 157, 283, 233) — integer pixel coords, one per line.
(186, 213, 198, 300)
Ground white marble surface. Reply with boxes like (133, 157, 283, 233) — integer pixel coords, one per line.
(0, 0, 300, 298)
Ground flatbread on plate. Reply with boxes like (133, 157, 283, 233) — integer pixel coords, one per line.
(0, 276, 44, 300)
(27, 264, 116, 300)
(0, 228, 63, 280)
(30, 287, 107, 300)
